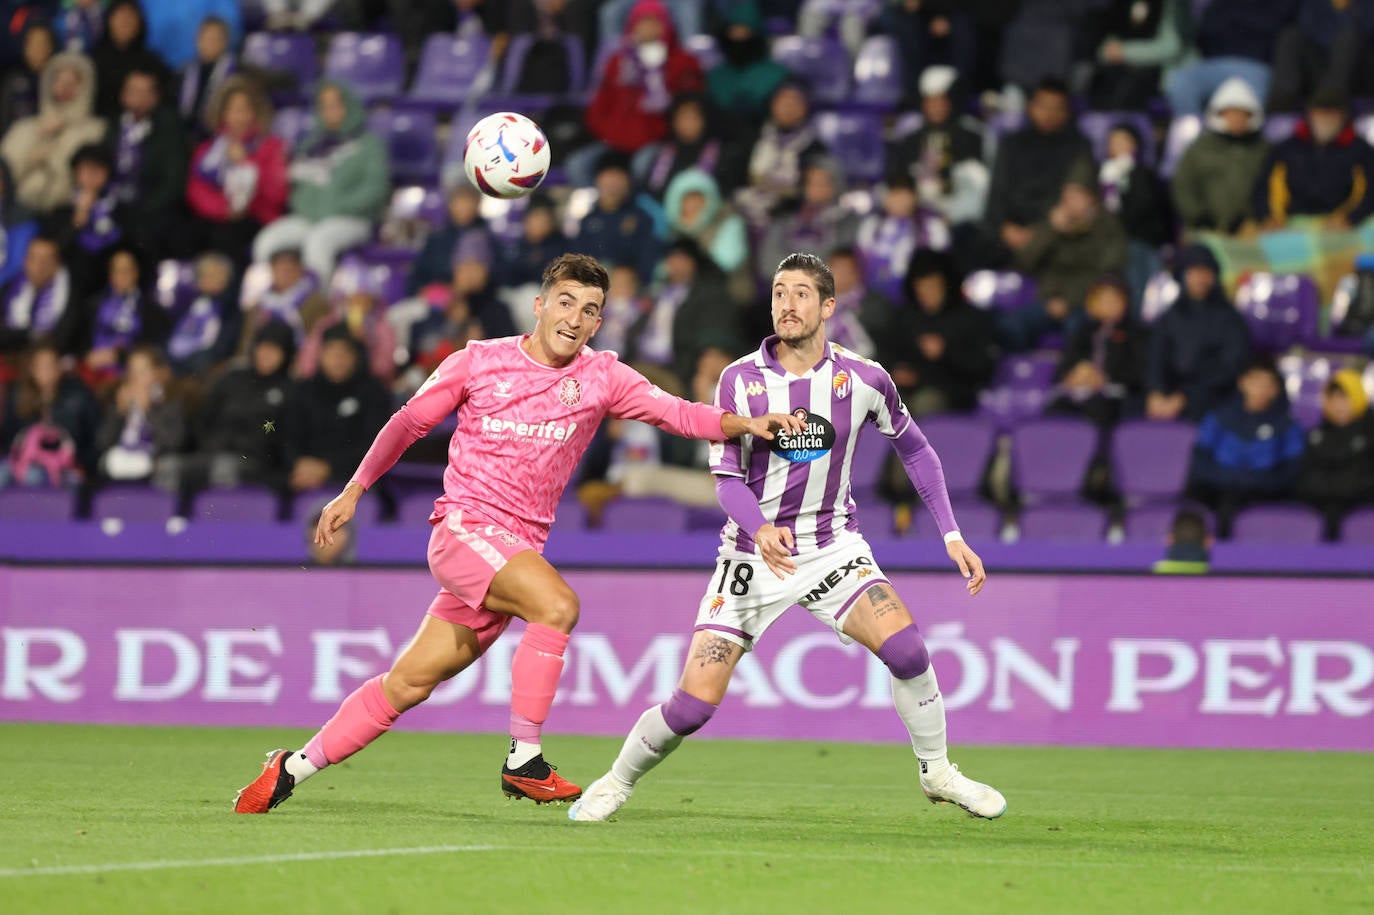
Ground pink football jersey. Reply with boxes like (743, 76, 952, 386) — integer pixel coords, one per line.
(351, 336, 726, 547)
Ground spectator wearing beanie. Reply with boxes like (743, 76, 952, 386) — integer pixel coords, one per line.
(1296, 368, 1374, 538)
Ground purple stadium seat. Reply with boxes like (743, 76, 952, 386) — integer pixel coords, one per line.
(849, 426, 890, 494)
(1010, 417, 1098, 502)
(1234, 273, 1320, 351)
(293, 489, 382, 527)
(1017, 504, 1106, 542)
(852, 35, 903, 110)
(553, 499, 587, 531)
(1277, 353, 1334, 429)
(1229, 504, 1324, 543)
(686, 505, 726, 532)
(1123, 504, 1189, 542)
(154, 259, 196, 310)
(601, 497, 690, 533)
(1111, 420, 1196, 503)
(367, 107, 439, 184)
(1160, 114, 1201, 176)
(324, 33, 405, 103)
(917, 415, 996, 498)
(396, 491, 439, 526)
(1140, 270, 1179, 323)
(0, 487, 75, 521)
(683, 33, 722, 70)
(91, 487, 177, 523)
(1339, 507, 1374, 543)
(242, 32, 319, 92)
(977, 354, 1057, 424)
(331, 254, 408, 305)
(1078, 111, 1157, 166)
(407, 33, 492, 108)
(962, 271, 1037, 310)
(813, 110, 884, 182)
(772, 36, 850, 106)
(912, 500, 1002, 541)
(270, 106, 315, 153)
(1263, 113, 1300, 144)
(192, 487, 281, 523)
(499, 33, 588, 96)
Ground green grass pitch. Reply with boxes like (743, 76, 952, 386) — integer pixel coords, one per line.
(1, 723, 1369, 914)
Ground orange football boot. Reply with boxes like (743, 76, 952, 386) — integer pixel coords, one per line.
(233, 749, 296, 813)
(501, 755, 582, 803)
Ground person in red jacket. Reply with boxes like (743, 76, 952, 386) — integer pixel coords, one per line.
(182, 74, 287, 268)
(585, 0, 703, 156)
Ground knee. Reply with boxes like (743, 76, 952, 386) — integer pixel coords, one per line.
(533, 588, 580, 633)
(662, 687, 717, 736)
(877, 623, 931, 680)
(385, 671, 439, 711)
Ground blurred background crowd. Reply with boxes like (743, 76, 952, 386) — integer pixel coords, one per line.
(1, 0, 1373, 550)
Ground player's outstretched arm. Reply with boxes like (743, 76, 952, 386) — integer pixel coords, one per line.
(721, 411, 804, 441)
(605, 359, 805, 441)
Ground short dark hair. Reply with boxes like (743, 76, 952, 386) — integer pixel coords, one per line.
(540, 253, 610, 297)
(774, 252, 835, 302)
(1033, 76, 1071, 100)
(199, 15, 230, 34)
(1170, 509, 1208, 546)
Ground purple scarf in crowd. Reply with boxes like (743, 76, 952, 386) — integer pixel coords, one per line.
(167, 293, 226, 360)
(858, 211, 952, 301)
(255, 275, 317, 341)
(3, 271, 70, 334)
(90, 290, 142, 351)
(112, 114, 151, 203)
(178, 54, 235, 122)
(77, 192, 124, 252)
(615, 41, 672, 114)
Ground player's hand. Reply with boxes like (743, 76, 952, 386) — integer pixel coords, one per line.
(946, 539, 986, 596)
(752, 411, 806, 441)
(755, 523, 797, 579)
(315, 483, 362, 546)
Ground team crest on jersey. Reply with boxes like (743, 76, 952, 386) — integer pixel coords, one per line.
(497, 531, 521, 546)
(558, 377, 582, 407)
(745, 380, 766, 397)
(771, 408, 836, 463)
(832, 370, 851, 400)
(707, 594, 725, 617)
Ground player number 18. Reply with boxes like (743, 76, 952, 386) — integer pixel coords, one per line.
(716, 559, 754, 596)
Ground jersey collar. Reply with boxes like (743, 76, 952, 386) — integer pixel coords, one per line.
(756, 334, 836, 378)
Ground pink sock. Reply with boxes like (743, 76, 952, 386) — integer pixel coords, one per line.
(302, 674, 401, 768)
(509, 623, 570, 743)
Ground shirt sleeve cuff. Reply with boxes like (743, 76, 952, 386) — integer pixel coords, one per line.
(943, 531, 964, 544)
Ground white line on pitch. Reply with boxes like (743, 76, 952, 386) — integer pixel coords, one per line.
(1, 844, 1369, 880)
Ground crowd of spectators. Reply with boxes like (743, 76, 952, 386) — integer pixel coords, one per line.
(0, 0, 1371, 542)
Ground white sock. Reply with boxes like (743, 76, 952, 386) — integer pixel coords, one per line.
(284, 751, 319, 783)
(891, 667, 950, 782)
(506, 738, 541, 769)
(609, 705, 683, 788)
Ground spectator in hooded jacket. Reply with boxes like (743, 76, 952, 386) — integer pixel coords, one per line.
(1253, 89, 1374, 230)
(1172, 77, 1270, 234)
(663, 167, 750, 303)
(1269, 0, 1374, 112)
(705, 0, 790, 128)
(252, 80, 390, 281)
(1, 52, 107, 215)
(1163, 0, 1295, 116)
(1146, 244, 1251, 422)
(285, 325, 390, 493)
(1047, 276, 1149, 428)
(584, 0, 703, 156)
(882, 249, 999, 416)
(184, 75, 288, 268)
(1296, 368, 1374, 538)
(89, 0, 171, 118)
(101, 66, 187, 262)
(983, 77, 1094, 267)
(1187, 356, 1305, 537)
(153, 318, 296, 497)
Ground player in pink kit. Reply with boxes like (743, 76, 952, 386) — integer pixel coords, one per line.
(234, 254, 802, 813)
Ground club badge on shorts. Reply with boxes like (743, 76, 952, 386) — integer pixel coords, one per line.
(559, 377, 582, 407)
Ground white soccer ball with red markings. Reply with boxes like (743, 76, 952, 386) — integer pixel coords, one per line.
(462, 112, 551, 199)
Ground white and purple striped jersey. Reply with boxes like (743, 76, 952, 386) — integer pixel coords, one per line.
(709, 336, 913, 554)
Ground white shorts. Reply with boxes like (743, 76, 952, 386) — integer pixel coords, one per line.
(692, 534, 892, 651)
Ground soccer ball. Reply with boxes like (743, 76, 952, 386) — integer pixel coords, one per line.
(462, 112, 551, 199)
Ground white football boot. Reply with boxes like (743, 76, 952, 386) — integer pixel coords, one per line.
(567, 774, 633, 822)
(920, 763, 1007, 819)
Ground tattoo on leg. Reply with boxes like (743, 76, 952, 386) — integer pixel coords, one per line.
(693, 635, 734, 667)
(864, 583, 903, 619)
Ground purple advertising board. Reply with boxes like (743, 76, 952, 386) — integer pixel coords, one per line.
(1, 565, 1370, 750)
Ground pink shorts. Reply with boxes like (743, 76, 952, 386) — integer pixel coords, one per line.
(424, 510, 534, 651)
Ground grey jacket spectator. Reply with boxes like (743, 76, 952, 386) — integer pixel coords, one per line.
(1171, 77, 1269, 233)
